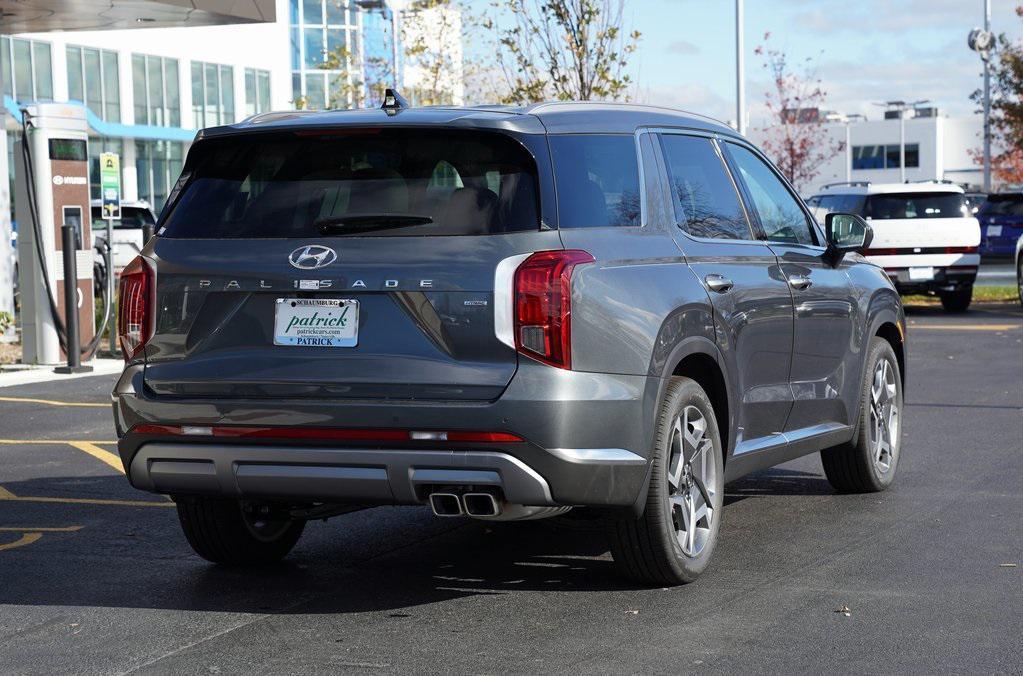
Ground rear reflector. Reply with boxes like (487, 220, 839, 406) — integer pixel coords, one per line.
(129, 424, 523, 443)
(117, 255, 155, 362)
(865, 246, 979, 256)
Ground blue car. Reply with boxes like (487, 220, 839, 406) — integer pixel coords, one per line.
(978, 193, 1023, 256)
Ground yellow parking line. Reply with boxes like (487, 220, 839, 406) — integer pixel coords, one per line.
(911, 324, 1020, 331)
(0, 526, 82, 532)
(0, 439, 117, 445)
(0, 493, 173, 508)
(0, 533, 42, 551)
(66, 441, 124, 473)
(0, 396, 107, 408)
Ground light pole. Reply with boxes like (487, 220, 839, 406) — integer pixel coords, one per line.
(735, 0, 745, 136)
(969, 2, 995, 192)
(873, 100, 929, 183)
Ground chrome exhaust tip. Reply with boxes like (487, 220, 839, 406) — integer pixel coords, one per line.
(429, 493, 463, 517)
(462, 492, 501, 517)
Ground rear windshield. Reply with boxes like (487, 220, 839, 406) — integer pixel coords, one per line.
(978, 194, 1023, 216)
(91, 206, 155, 230)
(810, 193, 867, 217)
(864, 192, 966, 220)
(159, 130, 540, 238)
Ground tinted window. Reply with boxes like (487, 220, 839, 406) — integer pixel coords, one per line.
(659, 134, 751, 240)
(549, 135, 640, 228)
(161, 130, 540, 238)
(727, 144, 815, 245)
(813, 193, 867, 217)
(865, 192, 966, 219)
(91, 206, 156, 230)
(979, 194, 1023, 216)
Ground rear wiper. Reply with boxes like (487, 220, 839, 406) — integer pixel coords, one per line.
(314, 213, 433, 235)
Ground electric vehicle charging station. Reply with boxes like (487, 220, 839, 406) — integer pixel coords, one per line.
(15, 103, 96, 365)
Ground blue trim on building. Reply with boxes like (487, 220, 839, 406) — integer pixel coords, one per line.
(4, 95, 197, 143)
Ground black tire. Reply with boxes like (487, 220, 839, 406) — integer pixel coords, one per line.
(175, 496, 305, 565)
(607, 377, 724, 586)
(1016, 257, 1023, 307)
(821, 337, 903, 493)
(939, 286, 972, 313)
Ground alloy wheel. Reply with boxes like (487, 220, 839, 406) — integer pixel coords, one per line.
(667, 405, 717, 557)
(869, 358, 899, 473)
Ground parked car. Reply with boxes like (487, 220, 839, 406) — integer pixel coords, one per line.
(1016, 231, 1023, 306)
(977, 192, 1023, 257)
(112, 97, 907, 586)
(91, 199, 156, 273)
(807, 181, 980, 312)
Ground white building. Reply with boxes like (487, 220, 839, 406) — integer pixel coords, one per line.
(3, 0, 463, 212)
(750, 110, 986, 196)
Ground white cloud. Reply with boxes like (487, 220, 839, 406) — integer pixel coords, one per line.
(666, 40, 700, 55)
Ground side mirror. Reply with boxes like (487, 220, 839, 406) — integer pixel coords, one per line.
(823, 212, 873, 267)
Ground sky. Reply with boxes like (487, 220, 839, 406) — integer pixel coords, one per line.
(466, 0, 1023, 126)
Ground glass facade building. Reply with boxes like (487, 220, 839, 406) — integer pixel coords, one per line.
(290, 0, 362, 109)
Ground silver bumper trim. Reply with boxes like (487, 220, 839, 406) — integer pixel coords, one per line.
(547, 447, 647, 465)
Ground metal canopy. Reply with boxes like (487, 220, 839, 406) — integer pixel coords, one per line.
(0, 0, 275, 34)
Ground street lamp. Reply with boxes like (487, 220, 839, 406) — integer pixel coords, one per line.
(843, 113, 866, 182)
(873, 100, 929, 183)
(969, 0, 995, 192)
(735, 0, 745, 136)
(355, 0, 401, 90)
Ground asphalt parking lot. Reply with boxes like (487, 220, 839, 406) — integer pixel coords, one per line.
(1, 303, 1021, 674)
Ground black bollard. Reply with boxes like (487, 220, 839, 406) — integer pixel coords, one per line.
(54, 224, 93, 374)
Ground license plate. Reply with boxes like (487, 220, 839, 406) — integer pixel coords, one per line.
(987, 225, 1002, 237)
(274, 298, 358, 347)
(909, 267, 935, 281)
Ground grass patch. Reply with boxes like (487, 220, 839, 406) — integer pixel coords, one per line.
(903, 285, 1018, 306)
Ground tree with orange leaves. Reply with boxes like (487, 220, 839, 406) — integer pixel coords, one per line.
(755, 33, 840, 189)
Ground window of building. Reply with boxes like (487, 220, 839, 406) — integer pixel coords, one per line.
(136, 140, 184, 212)
(549, 135, 640, 228)
(1, 37, 53, 102)
(852, 144, 920, 170)
(290, 0, 362, 109)
(244, 68, 271, 116)
(67, 46, 120, 122)
(191, 61, 235, 128)
(132, 54, 180, 127)
(658, 134, 751, 240)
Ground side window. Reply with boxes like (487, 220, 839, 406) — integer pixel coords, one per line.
(658, 134, 752, 240)
(727, 143, 817, 246)
(549, 135, 641, 227)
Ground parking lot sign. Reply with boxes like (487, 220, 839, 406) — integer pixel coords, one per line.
(100, 152, 120, 220)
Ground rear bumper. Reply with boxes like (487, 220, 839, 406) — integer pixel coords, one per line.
(112, 360, 659, 508)
(882, 266, 978, 294)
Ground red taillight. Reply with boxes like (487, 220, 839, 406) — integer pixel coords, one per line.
(513, 250, 594, 370)
(117, 255, 154, 362)
(944, 245, 978, 254)
(127, 424, 524, 443)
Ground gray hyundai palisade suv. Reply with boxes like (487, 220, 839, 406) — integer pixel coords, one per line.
(113, 95, 906, 585)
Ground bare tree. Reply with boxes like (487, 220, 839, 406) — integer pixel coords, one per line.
(401, 0, 462, 105)
(755, 33, 840, 188)
(478, 0, 641, 104)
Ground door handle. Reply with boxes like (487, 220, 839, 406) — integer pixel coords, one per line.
(704, 274, 734, 293)
(788, 274, 813, 290)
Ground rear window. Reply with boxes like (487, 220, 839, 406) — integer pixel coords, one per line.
(864, 192, 966, 220)
(91, 206, 156, 230)
(812, 193, 867, 217)
(160, 130, 540, 238)
(549, 135, 640, 227)
(978, 194, 1023, 216)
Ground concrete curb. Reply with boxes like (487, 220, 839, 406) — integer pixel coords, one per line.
(0, 358, 123, 388)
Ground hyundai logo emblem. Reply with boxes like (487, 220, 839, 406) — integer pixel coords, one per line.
(288, 245, 338, 270)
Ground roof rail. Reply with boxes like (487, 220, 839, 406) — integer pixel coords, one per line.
(905, 178, 958, 185)
(821, 181, 872, 189)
